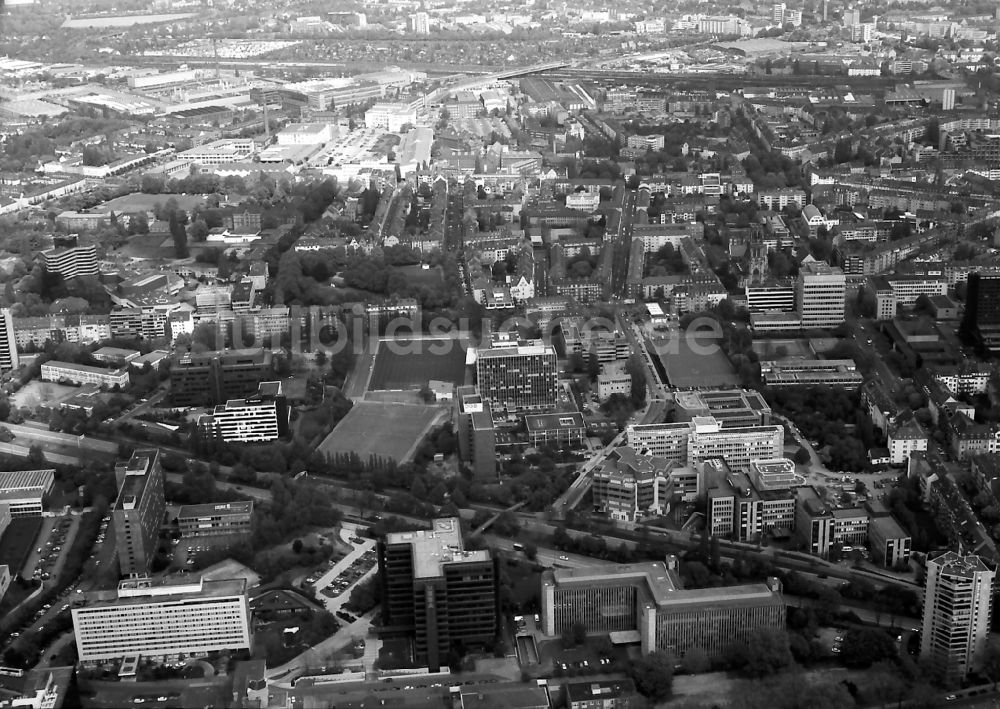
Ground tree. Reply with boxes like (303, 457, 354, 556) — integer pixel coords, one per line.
(169, 210, 189, 258)
(744, 628, 792, 677)
(981, 638, 1000, 690)
(629, 650, 675, 701)
(625, 354, 647, 407)
(292, 538, 303, 553)
(681, 646, 710, 674)
(523, 543, 538, 561)
(838, 627, 896, 668)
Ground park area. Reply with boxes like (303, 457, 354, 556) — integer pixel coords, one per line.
(317, 402, 446, 463)
(368, 337, 467, 391)
(653, 334, 739, 388)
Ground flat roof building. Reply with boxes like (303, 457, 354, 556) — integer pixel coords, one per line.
(177, 501, 254, 539)
(674, 389, 771, 428)
(197, 381, 289, 443)
(113, 449, 166, 576)
(170, 348, 274, 407)
(0, 469, 54, 516)
(475, 337, 558, 412)
(378, 518, 498, 672)
(72, 576, 251, 661)
(454, 385, 496, 480)
(541, 562, 785, 660)
(524, 412, 586, 447)
(41, 360, 129, 389)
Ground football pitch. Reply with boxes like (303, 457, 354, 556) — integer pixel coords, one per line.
(368, 337, 467, 391)
(317, 402, 445, 463)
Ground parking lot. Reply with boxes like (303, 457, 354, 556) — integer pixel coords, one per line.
(26, 515, 77, 583)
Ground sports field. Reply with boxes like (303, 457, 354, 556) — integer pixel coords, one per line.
(369, 337, 467, 391)
(653, 334, 739, 388)
(317, 402, 445, 463)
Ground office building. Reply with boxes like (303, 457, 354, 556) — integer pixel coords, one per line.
(626, 416, 783, 472)
(525, 412, 586, 447)
(0, 308, 18, 373)
(475, 338, 558, 412)
(758, 359, 863, 388)
(0, 469, 54, 516)
(177, 501, 254, 538)
(454, 386, 497, 479)
(40, 360, 130, 389)
(365, 103, 418, 132)
(962, 271, 1000, 353)
(198, 381, 289, 443)
(565, 680, 638, 709)
(113, 449, 166, 576)
(72, 576, 251, 661)
(170, 348, 274, 407)
(40, 243, 98, 280)
(674, 389, 771, 428)
(686, 417, 784, 472)
(706, 463, 796, 542)
(592, 446, 673, 522)
(865, 500, 911, 568)
(378, 518, 499, 672)
(920, 551, 995, 683)
(794, 486, 869, 558)
(796, 262, 846, 329)
(541, 562, 785, 660)
(745, 283, 796, 313)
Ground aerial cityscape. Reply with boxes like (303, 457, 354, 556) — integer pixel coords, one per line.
(2, 0, 1000, 706)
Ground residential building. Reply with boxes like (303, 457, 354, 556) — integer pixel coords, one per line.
(541, 562, 785, 660)
(797, 261, 846, 329)
(378, 518, 499, 672)
(455, 386, 497, 479)
(920, 551, 995, 683)
(113, 449, 166, 576)
(888, 412, 929, 465)
(40, 360, 130, 389)
(40, 243, 98, 280)
(0, 469, 54, 516)
(170, 348, 274, 407)
(592, 446, 673, 522)
(72, 576, 251, 661)
(109, 307, 169, 340)
(962, 271, 1000, 353)
(198, 381, 289, 443)
(177, 501, 254, 538)
(0, 308, 18, 373)
(475, 337, 558, 412)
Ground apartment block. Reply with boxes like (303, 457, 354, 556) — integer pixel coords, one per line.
(72, 576, 251, 661)
(920, 551, 995, 683)
(41, 243, 98, 280)
(0, 308, 19, 373)
(198, 381, 289, 443)
(113, 449, 166, 576)
(41, 360, 130, 389)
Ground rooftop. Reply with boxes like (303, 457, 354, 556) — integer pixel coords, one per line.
(386, 517, 491, 580)
(524, 412, 585, 432)
(931, 550, 992, 578)
(82, 576, 246, 608)
(177, 500, 254, 518)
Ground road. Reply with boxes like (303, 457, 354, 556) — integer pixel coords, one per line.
(109, 389, 168, 427)
(4, 421, 118, 456)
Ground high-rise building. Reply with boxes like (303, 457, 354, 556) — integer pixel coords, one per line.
(920, 551, 995, 683)
(475, 337, 558, 412)
(454, 386, 497, 479)
(41, 242, 99, 280)
(197, 381, 289, 443)
(771, 3, 786, 24)
(378, 518, 498, 672)
(170, 348, 274, 406)
(541, 562, 785, 660)
(72, 576, 251, 661)
(0, 308, 18, 373)
(961, 271, 1000, 353)
(796, 261, 846, 329)
(410, 11, 430, 34)
(113, 449, 166, 576)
